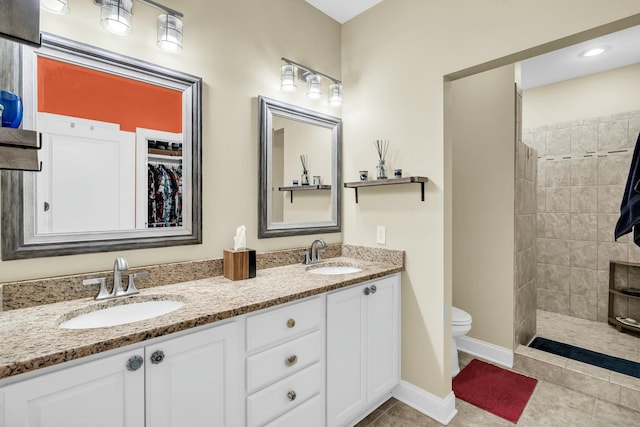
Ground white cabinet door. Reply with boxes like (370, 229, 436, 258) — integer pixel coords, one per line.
(327, 283, 367, 427)
(365, 276, 400, 404)
(327, 274, 400, 427)
(1, 349, 145, 427)
(145, 321, 242, 427)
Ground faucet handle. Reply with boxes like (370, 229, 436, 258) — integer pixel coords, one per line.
(125, 271, 148, 296)
(83, 277, 109, 300)
(299, 250, 310, 265)
(316, 247, 326, 262)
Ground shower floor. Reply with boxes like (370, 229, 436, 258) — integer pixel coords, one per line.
(513, 309, 640, 411)
(535, 309, 640, 364)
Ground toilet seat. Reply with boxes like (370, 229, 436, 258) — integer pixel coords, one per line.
(452, 306, 472, 325)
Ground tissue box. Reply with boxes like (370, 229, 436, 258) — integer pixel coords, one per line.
(223, 248, 256, 280)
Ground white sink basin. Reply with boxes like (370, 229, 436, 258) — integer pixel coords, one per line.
(59, 300, 184, 329)
(308, 266, 363, 275)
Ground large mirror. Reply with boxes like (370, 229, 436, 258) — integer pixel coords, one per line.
(1, 34, 202, 260)
(259, 96, 341, 238)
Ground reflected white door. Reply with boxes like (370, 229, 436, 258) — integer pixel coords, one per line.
(36, 113, 135, 233)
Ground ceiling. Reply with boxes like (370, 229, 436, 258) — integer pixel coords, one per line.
(521, 24, 640, 89)
(304, 0, 382, 24)
(304, 1, 640, 89)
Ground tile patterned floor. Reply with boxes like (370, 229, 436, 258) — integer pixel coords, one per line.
(356, 311, 640, 426)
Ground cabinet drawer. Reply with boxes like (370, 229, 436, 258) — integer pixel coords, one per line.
(264, 394, 324, 427)
(246, 297, 322, 352)
(246, 362, 322, 427)
(247, 330, 322, 393)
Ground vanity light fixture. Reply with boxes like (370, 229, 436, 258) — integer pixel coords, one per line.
(91, 0, 184, 51)
(41, 0, 70, 14)
(281, 58, 343, 106)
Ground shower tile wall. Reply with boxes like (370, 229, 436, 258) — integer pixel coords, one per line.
(515, 139, 538, 347)
(524, 110, 640, 322)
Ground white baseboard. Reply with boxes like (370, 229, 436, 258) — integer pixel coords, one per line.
(457, 335, 513, 368)
(392, 381, 457, 425)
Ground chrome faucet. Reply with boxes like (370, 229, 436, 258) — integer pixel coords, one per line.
(310, 239, 327, 264)
(83, 257, 146, 300)
(112, 256, 129, 296)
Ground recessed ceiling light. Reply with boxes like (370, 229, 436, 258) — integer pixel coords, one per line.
(579, 46, 609, 57)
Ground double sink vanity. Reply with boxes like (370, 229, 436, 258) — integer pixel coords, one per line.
(0, 33, 397, 427)
(0, 247, 403, 427)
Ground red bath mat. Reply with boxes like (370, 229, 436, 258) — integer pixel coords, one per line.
(452, 359, 538, 423)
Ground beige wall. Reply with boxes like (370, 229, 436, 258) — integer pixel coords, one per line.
(342, 0, 640, 399)
(450, 65, 516, 351)
(0, 0, 342, 282)
(524, 63, 640, 129)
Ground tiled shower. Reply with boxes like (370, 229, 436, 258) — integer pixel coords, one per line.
(524, 109, 640, 324)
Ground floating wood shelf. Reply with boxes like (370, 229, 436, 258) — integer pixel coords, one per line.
(278, 184, 331, 203)
(343, 176, 428, 203)
(0, 129, 42, 171)
(148, 148, 182, 157)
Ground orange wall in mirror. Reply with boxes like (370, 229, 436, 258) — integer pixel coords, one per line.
(37, 56, 182, 133)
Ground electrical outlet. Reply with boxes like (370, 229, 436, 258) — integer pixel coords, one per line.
(376, 225, 386, 245)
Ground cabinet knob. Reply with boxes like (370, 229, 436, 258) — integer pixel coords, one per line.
(126, 355, 144, 371)
(370, 285, 377, 294)
(287, 390, 297, 401)
(150, 350, 165, 365)
(363, 287, 370, 296)
(285, 355, 298, 367)
(287, 318, 296, 328)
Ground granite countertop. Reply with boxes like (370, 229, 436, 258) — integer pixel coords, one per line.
(0, 257, 402, 382)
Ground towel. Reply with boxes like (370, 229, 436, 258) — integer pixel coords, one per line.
(615, 133, 640, 245)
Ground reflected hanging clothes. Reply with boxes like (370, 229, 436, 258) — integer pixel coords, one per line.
(147, 162, 182, 227)
(615, 133, 640, 245)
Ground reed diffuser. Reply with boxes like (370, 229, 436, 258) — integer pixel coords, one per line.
(375, 139, 389, 179)
(300, 154, 310, 185)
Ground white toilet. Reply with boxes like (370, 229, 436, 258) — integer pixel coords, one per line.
(451, 306, 473, 377)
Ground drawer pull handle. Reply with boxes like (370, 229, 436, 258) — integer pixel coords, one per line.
(287, 390, 297, 401)
(150, 350, 165, 365)
(287, 318, 296, 328)
(370, 285, 377, 294)
(126, 355, 143, 371)
(364, 287, 370, 296)
(286, 355, 298, 366)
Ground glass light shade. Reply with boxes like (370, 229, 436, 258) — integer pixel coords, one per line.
(281, 64, 296, 91)
(41, 0, 70, 14)
(101, 0, 133, 36)
(157, 14, 183, 52)
(306, 74, 322, 99)
(328, 83, 343, 106)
